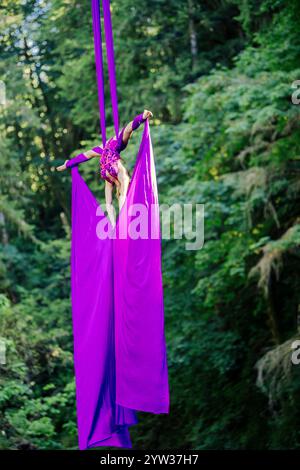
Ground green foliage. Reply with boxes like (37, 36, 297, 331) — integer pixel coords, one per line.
(0, 0, 300, 450)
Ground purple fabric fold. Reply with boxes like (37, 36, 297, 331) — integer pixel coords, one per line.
(70, 166, 137, 450)
(70, 121, 169, 450)
(102, 0, 119, 137)
(91, 0, 106, 145)
(114, 120, 169, 414)
(117, 127, 126, 152)
(92, 0, 120, 142)
(71, 0, 169, 451)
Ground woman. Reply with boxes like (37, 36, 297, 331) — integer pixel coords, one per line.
(56, 109, 153, 225)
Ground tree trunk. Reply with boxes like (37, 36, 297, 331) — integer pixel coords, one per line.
(188, 0, 198, 71)
(0, 212, 8, 245)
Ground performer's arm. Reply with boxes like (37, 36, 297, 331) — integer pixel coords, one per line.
(56, 148, 102, 171)
(117, 109, 153, 152)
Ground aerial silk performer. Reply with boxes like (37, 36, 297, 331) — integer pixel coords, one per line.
(56, 0, 169, 450)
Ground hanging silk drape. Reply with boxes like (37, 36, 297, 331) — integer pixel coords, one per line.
(69, 0, 169, 450)
(91, 0, 120, 144)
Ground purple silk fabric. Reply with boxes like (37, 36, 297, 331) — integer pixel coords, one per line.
(102, 0, 119, 137)
(91, 0, 120, 143)
(91, 0, 106, 145)
(70, 121, 169, 449)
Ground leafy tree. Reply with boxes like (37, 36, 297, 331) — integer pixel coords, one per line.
(0, 0, 300, 450)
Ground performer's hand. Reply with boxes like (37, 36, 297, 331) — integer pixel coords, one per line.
(143, 109, 153, 120)
(56, 160, 69, 171)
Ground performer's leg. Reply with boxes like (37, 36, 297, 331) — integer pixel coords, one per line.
(105, 180, 116, 227)
(117, 162, 130, 210)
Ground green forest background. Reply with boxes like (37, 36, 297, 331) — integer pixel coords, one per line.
(1, 0, 300, 450)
